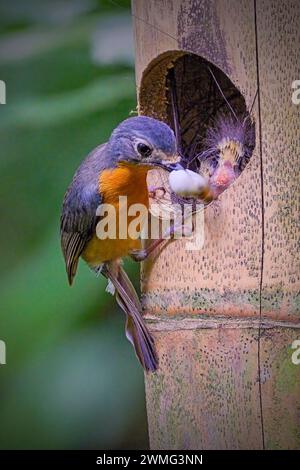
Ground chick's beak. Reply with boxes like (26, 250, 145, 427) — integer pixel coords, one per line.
(210, 160, 236, 188)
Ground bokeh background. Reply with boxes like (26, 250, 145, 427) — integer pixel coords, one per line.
(0, 0, 149, 449)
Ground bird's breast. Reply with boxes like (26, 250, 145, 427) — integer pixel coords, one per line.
(82, 165, 150, 266)
(99, 165, 150, 208)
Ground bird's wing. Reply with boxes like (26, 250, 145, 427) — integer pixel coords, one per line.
(60, 144, 106, 285)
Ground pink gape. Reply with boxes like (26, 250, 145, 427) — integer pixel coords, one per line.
(209, 160, 236, 199)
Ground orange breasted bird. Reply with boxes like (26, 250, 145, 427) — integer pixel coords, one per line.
(60, 116, 181, 372)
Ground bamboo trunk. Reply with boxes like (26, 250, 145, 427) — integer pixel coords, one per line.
(132, 0, 300, 449)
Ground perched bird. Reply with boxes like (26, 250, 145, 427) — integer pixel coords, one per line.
(60, 116, 180, 372)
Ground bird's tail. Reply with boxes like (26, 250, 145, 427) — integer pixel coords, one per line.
(101, 261, 158, 372)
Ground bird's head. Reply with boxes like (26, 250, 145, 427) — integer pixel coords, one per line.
(199, 115, 255, 197)
(106, 116, 182, 172)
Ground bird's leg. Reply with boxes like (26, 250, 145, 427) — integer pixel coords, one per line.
(129, 238, 167, 262)
(129, 220, 194, 262)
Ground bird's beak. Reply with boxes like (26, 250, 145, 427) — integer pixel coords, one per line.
(154, 161, 184, 172)
(144, 154, 183, 172)
(210, 160, 236, 189)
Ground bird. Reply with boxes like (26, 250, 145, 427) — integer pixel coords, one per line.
(60, 116, 181, 372)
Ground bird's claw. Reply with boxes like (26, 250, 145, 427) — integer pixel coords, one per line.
(148, 186, 166, 199)
(129, 248, 148, 262)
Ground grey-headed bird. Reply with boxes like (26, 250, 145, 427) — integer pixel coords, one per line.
(60, 116, 180, 372)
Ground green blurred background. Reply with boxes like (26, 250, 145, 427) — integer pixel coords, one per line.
(0, 0, 149, 449)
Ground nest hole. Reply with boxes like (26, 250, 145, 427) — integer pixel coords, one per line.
(139, 51, 255, 176)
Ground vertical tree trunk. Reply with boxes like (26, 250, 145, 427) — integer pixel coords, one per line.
(132, 0, 300, 449)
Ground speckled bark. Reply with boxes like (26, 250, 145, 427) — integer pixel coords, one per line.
(132, 0, 300, 449)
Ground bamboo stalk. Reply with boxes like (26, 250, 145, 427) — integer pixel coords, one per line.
(132, 0, 300, 449)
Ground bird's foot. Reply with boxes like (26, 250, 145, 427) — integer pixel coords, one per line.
(129, 248, 148, 262)
(148, 186, 166, 199)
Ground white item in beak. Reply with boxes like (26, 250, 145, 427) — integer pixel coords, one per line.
(169, 169, 208, 197)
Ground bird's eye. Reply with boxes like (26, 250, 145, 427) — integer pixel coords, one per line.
(137, 142, 152, 157)
(210, 157, 219, 169)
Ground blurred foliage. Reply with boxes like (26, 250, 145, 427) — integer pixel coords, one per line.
(0, 0, 149, 449)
